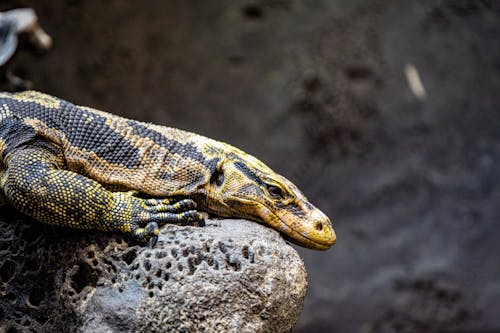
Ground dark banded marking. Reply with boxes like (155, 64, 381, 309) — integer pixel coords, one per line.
(2, 96, 143, 168)
(233, 161, 266, 187)
(276, 201, 307, 218)
(126, 120, 206, 163)
(205, 157, 221, 174)
(0, 115, 37, 159)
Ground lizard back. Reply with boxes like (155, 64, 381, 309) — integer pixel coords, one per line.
(0, 91, 215, 196)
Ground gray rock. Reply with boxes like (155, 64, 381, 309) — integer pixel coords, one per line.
(0, 208, 307, 333)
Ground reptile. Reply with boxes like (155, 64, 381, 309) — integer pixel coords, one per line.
(0, 91, 336, 250)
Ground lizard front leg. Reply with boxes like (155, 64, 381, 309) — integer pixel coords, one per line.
(1, 146, 204, 244)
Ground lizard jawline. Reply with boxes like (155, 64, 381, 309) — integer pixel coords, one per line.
(230, 197, 332, 250)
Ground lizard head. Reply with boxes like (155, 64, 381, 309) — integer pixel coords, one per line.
(204, 146, 336, 250)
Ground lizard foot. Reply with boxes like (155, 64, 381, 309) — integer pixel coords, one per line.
(128, 197, 205, 246)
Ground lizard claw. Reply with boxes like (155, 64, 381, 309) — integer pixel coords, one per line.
(131, 221, 159, 244)
(149, 235, 158, 248)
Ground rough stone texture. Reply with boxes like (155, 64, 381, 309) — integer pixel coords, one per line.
(0, 207, 307, 333)
(0, 1, 499, 332)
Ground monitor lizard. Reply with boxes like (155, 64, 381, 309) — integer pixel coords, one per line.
(0, 91, 336, 250)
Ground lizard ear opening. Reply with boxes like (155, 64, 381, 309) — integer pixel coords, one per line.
(210, 168, 225, 187)
(207, 157, 225, 187)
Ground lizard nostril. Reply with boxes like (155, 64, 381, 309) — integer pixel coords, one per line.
(314, 222, 323, 231)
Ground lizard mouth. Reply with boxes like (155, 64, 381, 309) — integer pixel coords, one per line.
(230, 198, 335, 250)
(277, 220, 335, 250)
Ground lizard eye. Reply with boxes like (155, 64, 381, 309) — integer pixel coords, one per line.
(266, 184, 284, 199)
(210, 169, 225, 187)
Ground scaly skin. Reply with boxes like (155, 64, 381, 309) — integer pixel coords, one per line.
(0, 91, 336, 250)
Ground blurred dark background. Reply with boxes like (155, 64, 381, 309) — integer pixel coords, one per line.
(1, 1, 499, 332)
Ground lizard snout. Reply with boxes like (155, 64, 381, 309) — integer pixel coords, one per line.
(308, 210, 336, 247)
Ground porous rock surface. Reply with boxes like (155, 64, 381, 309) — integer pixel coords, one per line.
(0, 207, 307, 333)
